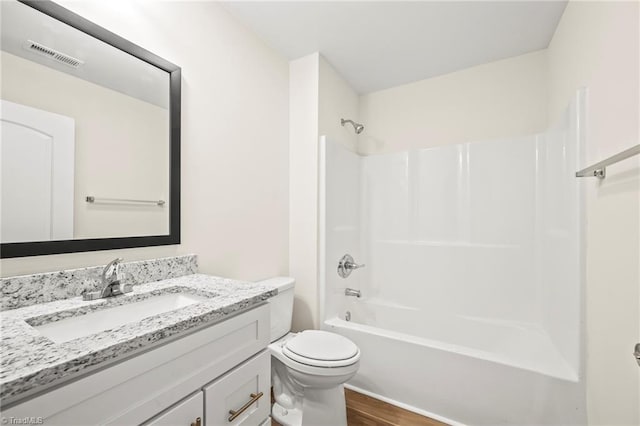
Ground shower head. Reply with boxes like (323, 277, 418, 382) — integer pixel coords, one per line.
(341, 118, 365, 134)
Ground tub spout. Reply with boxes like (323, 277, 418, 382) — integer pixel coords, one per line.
(345, 288, 361, 298)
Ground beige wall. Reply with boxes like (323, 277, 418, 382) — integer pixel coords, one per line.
(1, 1, 289, 280)
(1, 51, 169, 239)
(359, 50, 548, 154)
(548, 2, 640, 425)
(289, 53, 359, 330)
(319, 57, 360, 153)
(289, 53, 320, 330)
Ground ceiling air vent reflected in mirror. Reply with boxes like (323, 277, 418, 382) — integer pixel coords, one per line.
(24, 40, 84, 68)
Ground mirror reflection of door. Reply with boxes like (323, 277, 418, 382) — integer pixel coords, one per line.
(0, 99, 75, 243)
(1, 0, 171, 245)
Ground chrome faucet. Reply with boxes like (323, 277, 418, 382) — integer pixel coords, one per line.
(345, 288, 361, 298)
(83, 257, 132, 301)
(101, 257, 123, 297)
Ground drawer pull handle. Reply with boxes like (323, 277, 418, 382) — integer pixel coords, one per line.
(228, 392, 264, 422)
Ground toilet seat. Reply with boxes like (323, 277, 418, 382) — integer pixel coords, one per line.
(282, 330, 360, 368)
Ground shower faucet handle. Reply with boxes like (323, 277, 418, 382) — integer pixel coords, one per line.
(338, 254, 365, 278)
(345, 260, 365, 270)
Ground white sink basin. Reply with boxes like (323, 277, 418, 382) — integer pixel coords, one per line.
(33, 293, 208, 344)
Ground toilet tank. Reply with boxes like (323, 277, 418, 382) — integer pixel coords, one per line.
(257, 277, 295, 342)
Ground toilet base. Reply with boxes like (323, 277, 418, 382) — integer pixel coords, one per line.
(271, 386, 348, 426)
(272, 401, 302, 426)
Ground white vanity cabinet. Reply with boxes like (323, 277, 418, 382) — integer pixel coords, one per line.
(3, 304, 271, 426)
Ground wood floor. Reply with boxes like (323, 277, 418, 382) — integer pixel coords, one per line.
(271, 388, 448, 426)
(345, 388, 447, 426)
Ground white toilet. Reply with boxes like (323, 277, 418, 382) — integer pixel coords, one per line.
(260, 277, 360, 426)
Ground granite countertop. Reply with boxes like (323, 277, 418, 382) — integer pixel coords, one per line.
(0, 274, 276, 405)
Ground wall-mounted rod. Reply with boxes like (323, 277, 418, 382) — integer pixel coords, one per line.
(575, 144, 640, 179)
(86, 196, 165, 206)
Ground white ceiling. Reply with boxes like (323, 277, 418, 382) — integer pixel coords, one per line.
(223, 1, 568, 94)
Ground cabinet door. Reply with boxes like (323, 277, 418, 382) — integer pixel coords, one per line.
(143, 391, 203, 426)
(204, 350, 270, 426)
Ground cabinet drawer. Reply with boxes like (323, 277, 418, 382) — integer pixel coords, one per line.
(204, 350, 270, 426)
(144, 392, 203, 426)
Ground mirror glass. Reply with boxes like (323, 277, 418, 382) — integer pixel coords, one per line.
(1, 0, 172, 245)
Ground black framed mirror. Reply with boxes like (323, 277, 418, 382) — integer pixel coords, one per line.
(0, 0, 181, 258)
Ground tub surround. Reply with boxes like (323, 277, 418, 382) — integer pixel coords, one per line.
(0, 254, 198, 310)
(319, 89, 585, 425)
(0, 265, 276, 406)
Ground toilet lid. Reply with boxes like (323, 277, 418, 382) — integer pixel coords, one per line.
(283, 330, 359, 367)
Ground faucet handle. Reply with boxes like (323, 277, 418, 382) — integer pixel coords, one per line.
(338, 254, 365, 278)
(102, 257, 124, 282)
(345, 261, 365, 270)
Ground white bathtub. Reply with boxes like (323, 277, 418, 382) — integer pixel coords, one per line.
(318, 92, 586, 426)
(324, 298, 586, 425)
